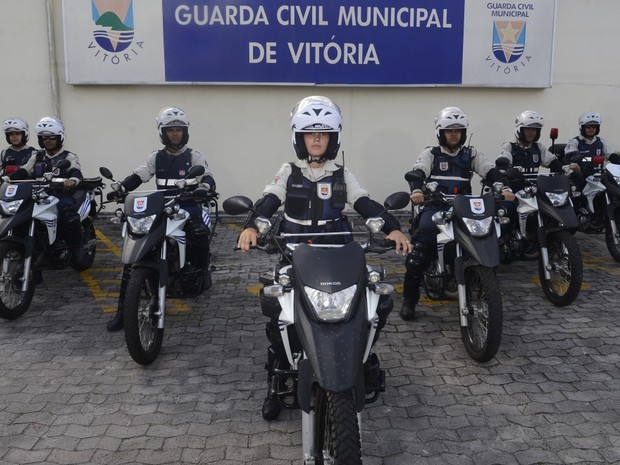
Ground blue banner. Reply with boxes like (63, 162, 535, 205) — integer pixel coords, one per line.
(162, 0, 465, 85)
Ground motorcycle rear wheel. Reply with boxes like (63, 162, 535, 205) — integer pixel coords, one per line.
(123, 267, 163, 365)
(0, 242, 34, 320)
(71, 222, 97, 272)
(538, 231, 583, 307)
(461, 266, 503, 363)
(605, 217, 620, 262)
(314, 387, 362, 465)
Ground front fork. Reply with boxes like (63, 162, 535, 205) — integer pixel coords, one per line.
(19, 221, 36, 292)
(156, 240, 168, 329)
(455, 243, 469, 327)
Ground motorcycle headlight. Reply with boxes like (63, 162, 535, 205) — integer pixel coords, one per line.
(127, 214, 156, 235)
(545, 191, 569, 207)
(0, 199, 23, 216)
(462, 216, 493, 237)
(304, 285, 357, 322)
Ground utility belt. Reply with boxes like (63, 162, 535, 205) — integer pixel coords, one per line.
(284, 213, 344, 226)
(156, 178, 199, 187)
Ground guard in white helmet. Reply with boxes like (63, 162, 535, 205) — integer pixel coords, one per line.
(1, 117, 37, 175)
(8, 117, 84, 271)
(105, 107, 217, 332)
(401, 107, 516, 321)
(564, 111, 619, 193)
(236, 95, 411, 420)
(496, 110, 568, 191)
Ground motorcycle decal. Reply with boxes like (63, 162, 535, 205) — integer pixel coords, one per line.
(470, 198, 485, 215)
(78, 196, 92, 219)
(4, 185, 18, 198)
(317, 183, 332, 200)
(439, 162, 449, 171)
(133, 197, 148, 213)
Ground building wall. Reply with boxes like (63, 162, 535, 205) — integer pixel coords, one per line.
(1, 0, 619, 203)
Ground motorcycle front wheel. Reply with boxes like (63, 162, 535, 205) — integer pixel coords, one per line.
(538, 231, 583, 307)
(461, 266, 503, 363)
(0, 242, 34, 320)
(123, 266, 163, 365)
(604, 216, 620, 262)
(314, 387, 362, 465)
(71, 222, 97, 272)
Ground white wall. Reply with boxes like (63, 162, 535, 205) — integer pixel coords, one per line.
(1, 0, 619, 204)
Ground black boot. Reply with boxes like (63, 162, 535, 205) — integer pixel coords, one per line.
(399, 298, 417, 321)
(106, 309, 124, 332)
(399, 243, 429, 321)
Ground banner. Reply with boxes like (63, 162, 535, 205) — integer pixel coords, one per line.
(63, 0, 556, 87)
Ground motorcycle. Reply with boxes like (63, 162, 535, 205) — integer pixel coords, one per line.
(99, 165, 218, 365)
(223, 191, 410, 465)
(549, 127, 620, 262)
(0, 160, 104, 320)
(483, 167, 583, 307)
(408, 172, 506, 362)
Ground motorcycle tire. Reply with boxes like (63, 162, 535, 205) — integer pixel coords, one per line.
(123, 266, 164, 365)
(604, 217, 620, 262)
(0, 242, 35, 320)
(71, 222, 97, 272)
(314, 387, 362, 465)
(538, 231, 583, 307)
(461, 265, 503, 363)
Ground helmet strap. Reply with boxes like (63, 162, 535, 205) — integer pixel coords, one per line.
(307, 156, 326, 165)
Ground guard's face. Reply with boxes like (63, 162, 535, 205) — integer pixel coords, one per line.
(443, 129, 462, 147)
(304, 132, 329, 159)
(165, 127, 184, 146)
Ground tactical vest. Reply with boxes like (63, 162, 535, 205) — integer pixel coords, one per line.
(155, 149, 193, 192)
(575, 137, 605, 178)
(510, 142, 542, 180)
(2, 147, 35, 171)
(33, 150, 71, 177)
(284, 162, 347, 227)
(428, 146, 473, 195)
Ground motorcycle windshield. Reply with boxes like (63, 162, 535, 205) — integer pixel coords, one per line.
(292, 241, 365, 293)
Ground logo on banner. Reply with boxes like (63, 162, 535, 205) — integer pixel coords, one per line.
(88, 0, 144, 65)
(492, 21, 526, 64)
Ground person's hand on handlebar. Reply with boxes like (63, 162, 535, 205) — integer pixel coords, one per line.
(237, 227, 258, 251)
(385, 229, 412, 255)
(410, 190, 424, 204)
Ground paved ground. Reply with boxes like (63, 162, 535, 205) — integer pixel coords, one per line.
(0, 213, 619, 465)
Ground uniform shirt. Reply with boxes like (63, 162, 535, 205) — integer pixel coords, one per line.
(412, 145, 495, 180)
(132, 145, 214, 185)
(564, 135, 613, 158)
(1, 145, 38, 170)
(263, 159, 370, 207)
(18, 149, 82, 184)
(498, 140, 558, 168)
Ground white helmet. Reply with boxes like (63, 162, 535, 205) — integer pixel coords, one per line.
(435, 107, 468, 146)
(156, 107, 190, 146)
(3, 117, 29, 144)
(579, 111, 601, 136)
(291, 96, 342, 160)
(35, 116, 65, 148)
(515, 110, 544, 142)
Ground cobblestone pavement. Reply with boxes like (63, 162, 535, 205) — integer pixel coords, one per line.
(0, 214, 619, 465)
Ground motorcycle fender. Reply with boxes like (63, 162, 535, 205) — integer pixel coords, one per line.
(454, 226, 500, 267)
(297, 358, 366, 414)
(121, 221, 166, 264)
(606, 201, 620, 223)
(294, 295, 369, 395)
(539, 201, 578, 229)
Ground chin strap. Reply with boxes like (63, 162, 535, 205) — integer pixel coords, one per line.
(307, 156, 327, 164)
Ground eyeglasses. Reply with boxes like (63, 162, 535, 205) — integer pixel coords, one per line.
(40, 136, 57, 140)
(6, 132, 21, 137)
(583, 125, 598, 129)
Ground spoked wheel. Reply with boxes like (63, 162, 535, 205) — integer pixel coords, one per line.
(605, 216, 620, 262)
(0, 242, 34, 320)
(461, 266, 503, 363)
(314, 388, 362, 465)
(123, 267, 163, 365)
(71, 222, 97, 272)
(538, 231, 583, 307)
